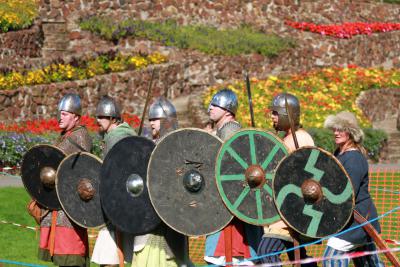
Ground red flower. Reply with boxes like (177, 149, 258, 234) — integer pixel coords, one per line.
(0, 114, 141, 134)
(285, 21, 400, 39)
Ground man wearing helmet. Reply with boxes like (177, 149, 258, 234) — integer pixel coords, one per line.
(204, 89, 263, 266)
(270, 93, 314, 151)
(258, 93, 316, 266)
(132, 96, 193, 267)
(39, 93, 92, 266)
(91, 96, 136, 266)
(206, 88, 241, 140)
(148, 96, 178, 142)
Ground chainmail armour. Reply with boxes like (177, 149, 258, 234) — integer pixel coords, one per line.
(41, 125, 92, 227)
(216, 121, 241, 141)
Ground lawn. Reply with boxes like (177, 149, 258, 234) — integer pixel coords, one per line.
(0, 187, 51, 266)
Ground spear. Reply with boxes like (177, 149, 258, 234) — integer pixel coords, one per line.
(138, 68, 156, 136)
(245, 72, 256, 127)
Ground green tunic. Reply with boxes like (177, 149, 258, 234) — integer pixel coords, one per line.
(103, 122, 137, 157)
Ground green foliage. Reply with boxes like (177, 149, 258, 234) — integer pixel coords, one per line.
(91, 134, 104, 159)
(363, 128, 388, 161)
(381, 0, 400, 3)
(307, 127, 388, 161)
(0, 0, 38, 33)
(307, 128, 337, 153)
(79, 17, 294, 57)
(0, 132, 53, 168)
(0, 132, 103, 168)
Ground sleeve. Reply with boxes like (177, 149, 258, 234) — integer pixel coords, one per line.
(69, 127, 93, 152)
(340, 154, 365, 196)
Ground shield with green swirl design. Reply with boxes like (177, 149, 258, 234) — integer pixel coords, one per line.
(273, 147, 354, 238)
(216, 129, 289, 225)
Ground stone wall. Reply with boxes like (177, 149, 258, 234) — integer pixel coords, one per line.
(2, 0, 400, 121)
(0, 62, 190, 121)
(357, 88, 400, 122)
(36, 0, 400, 71)
(0, 23, 43, 71)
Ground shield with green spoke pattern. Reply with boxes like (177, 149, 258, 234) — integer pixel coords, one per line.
(273, 147, 354, 238)
(215, 129, 289, 225)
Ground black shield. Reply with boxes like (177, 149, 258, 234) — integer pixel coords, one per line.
(21, 144, 65, 210)
(148, 128, 232, 236)
(100, 136, 160, 234)
(56, 152, 105, 228)
(216, 129, 289, 226)
(273, 146, 355, 238)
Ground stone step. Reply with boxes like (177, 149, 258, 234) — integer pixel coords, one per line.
(388, 141, 400, 147)
(172, 95, 193, 128)
(388, 133, 400, 139)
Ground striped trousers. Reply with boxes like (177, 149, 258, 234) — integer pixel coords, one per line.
(322, 243, 385, 267)
(257, 237, 317, 266)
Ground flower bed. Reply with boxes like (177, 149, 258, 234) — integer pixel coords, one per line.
(0, 114, 140, 134)
(203, 66, 396, 159)
(286, 21, 400, 39)
(0, 114, 141, 167)
(204, 66, 400, 128)
(0, 51, 167, 90)
(0, 0, 38, 33)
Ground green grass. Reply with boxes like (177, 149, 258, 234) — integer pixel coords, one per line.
(0, 187, 51, 266)
(79, 17, 294, 57)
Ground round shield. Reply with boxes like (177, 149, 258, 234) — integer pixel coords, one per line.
(56, 152, 105, 228)
(21, 144, 66, 210)
(100, 136, 160, 234)
(148, 128, 232, 236)
(273, 146, 355, 238)
(216, 129, 289, 225)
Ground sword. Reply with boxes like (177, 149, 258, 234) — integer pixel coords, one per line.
(245, 72, 256, 127)
(138, 68, 156, 136)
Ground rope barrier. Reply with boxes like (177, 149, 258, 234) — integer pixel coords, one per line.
(0, 259, 46, 267)
(0, 220, 37, 231)
(254, 246, 400, 267)
(0, 219, 98, 239)
(201, 205, 400, 267)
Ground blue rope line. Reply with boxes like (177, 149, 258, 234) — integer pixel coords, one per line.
(201, 205, 400, 267)
(0, 259, 46, 267)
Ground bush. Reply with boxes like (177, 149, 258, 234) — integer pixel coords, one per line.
(80, 17, 294, 57)
(0, 0, 38, 32)
(307, 128, 387, 161)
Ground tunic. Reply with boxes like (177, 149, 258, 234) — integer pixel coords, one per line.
(39, 126, 92, 266)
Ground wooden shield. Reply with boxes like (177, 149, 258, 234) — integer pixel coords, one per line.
(273, 146, 355, 238)
(216, 129, 289, 225)
(100, 136, 160, 234)
(56, 152, 105, 228)
(148, 128, 232, 236)
(21, 144, 65, 210)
